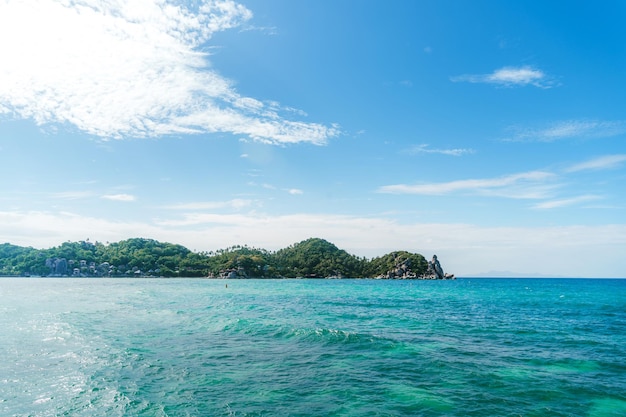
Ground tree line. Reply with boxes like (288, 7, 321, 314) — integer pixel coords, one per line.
(0, 237, 429, 279)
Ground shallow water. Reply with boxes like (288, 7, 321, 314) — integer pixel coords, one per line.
(1, 278, 625, 416)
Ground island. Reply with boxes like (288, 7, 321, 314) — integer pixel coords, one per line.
(0, 237, 454, 279)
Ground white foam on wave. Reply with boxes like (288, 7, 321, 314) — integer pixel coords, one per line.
(33, 396, 52, 404)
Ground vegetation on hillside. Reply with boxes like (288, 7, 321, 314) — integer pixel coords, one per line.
(0, 237, 430, 279)
(273, 238, 367, 278)
(365, 251, 429, 278)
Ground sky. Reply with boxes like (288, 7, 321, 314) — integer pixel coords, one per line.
(1, 0, 625, 277)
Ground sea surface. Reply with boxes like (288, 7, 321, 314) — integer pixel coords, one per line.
(1, 278, 625, 416)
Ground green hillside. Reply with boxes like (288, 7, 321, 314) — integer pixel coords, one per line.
(0, 237, 431, 279)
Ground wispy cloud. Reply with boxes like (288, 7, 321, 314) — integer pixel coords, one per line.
(451, 66, 554, 88)
(0, 0, 338, 144)
(101, 194, 136, 202)
(239, 24, 278, 36)
(165, 199, 253, 210)
(565, 154, 626, 172)
(379, 154, 624, 208)
(378, 171, 555, 198)
(504, 120, 626, 142)
(247, 182, 303, 195)
(532, 195, 601, 210)
(406, 144, 475, 156)
(50, 191, 94, 200)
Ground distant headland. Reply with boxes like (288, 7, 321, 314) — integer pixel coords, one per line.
(0, 237, 454, 280)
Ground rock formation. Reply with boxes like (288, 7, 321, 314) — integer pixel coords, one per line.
(377, 253, 455, 280)
(424, 255, 455, 279)
(384, 257, 416, 279)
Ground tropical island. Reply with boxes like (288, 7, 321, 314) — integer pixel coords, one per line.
(0, 237, 454, 280)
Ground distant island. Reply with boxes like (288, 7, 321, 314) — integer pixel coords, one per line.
(0, 237, 454, 280)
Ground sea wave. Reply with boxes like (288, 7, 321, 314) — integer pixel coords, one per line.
(220, 318, 403, 350)
(1, 278, 624, 417)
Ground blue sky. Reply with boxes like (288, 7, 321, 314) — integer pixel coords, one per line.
(1, 0, 625, 277)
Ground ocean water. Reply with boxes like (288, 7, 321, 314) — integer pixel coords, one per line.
(1, 278, 625, 417)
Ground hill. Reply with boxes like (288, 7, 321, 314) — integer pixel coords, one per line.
(0, 238, 434, 279)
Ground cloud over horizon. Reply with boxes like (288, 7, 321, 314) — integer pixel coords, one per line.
(0, 0, 338, 144)
(0, 209, 624, 277)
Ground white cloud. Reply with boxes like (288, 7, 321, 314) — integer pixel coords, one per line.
(406, 144, 475, 156)
(165, 199, 253, 210)
(1, 210, 625, 277)
(532, 195, 602, 210)
(505, 120, 626, 142)
(101, 194, 136, 202)
(565, 154, 626, 173)
(0, 0, 338, 144)
(378, 171, 555, 197)
(451, 66, 554, 88)
(287, 188, 303, 195)
(487, 66, 546, 85)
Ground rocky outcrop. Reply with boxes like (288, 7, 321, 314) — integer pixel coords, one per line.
(422, 255, 455, 280)
(208, 267, 248, 279)
(377, 253, 454, 280)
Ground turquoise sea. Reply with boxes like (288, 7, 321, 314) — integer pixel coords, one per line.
(1, 278, 625, 416)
